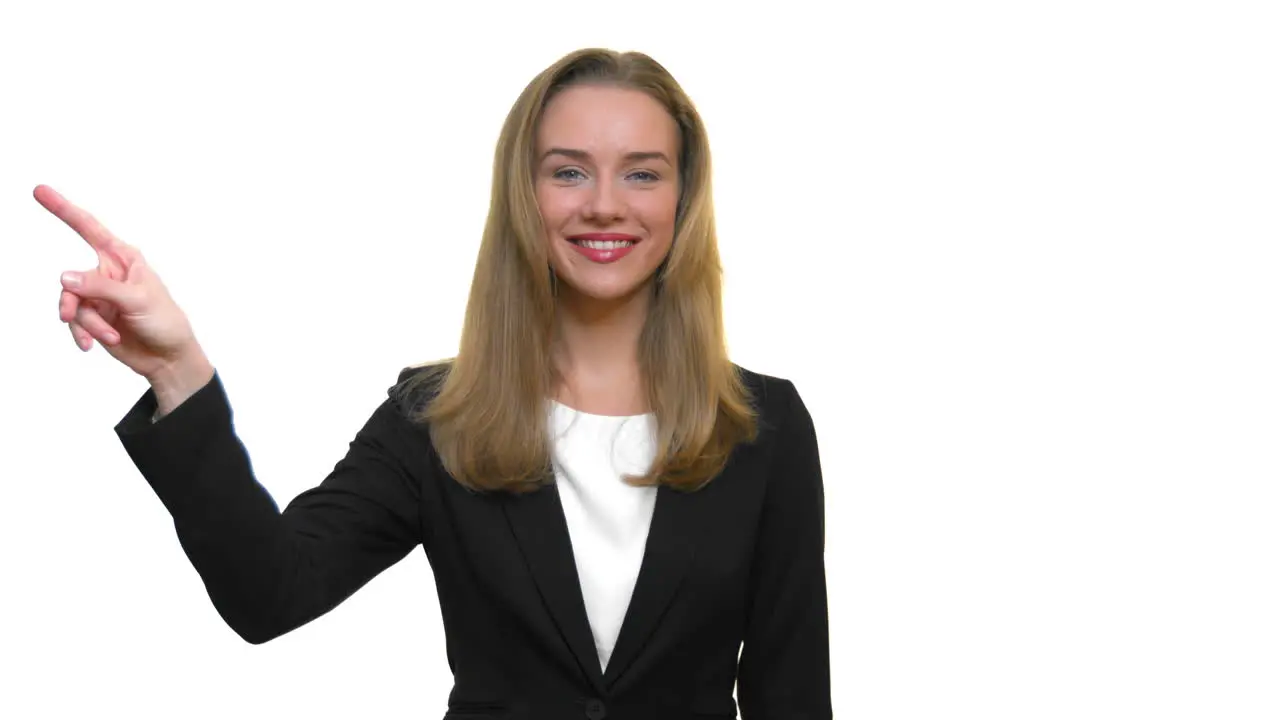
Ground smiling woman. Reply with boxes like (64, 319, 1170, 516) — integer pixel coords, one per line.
(41, 47, 831, 719)
(537, 86, 679, 287)
(539, 86, 679, 323)
(412, 49, 760, 493)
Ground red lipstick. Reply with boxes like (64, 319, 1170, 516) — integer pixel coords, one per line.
(566, 233, 640, 264)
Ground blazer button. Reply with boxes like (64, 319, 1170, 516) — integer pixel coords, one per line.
(584, 698, 607, 720)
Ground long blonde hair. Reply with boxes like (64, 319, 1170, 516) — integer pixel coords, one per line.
(396, 48, 757, 493)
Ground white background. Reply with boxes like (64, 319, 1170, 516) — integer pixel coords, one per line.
(4, 0, 1278, 717)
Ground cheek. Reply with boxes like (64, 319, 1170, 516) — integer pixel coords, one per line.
(638, 191, 679, 236)
(535, 186, 570, 234)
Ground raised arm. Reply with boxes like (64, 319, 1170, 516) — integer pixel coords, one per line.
(115, 369, 425, 644)
(36, 183, 425, 645)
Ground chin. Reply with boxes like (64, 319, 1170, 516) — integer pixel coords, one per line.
(555, 271, 656, 305)
(550, 248, 663, 303)
(571, 283, 653, 304)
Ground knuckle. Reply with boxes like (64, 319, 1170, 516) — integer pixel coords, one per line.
(75, 306, 98, 327)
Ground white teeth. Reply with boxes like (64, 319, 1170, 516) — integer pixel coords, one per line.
(576, 239, 634, 250)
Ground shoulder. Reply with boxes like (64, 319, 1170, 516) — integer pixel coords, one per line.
(381, 359, 814, 440)
(731, 362, 811, 439)
(384, 360, 454, 416)
(732, 365, 824, 520)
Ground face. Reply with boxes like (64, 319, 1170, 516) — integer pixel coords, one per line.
(534, 84, 680, 308)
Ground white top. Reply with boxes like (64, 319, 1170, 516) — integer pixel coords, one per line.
(547, 399, 658, 673)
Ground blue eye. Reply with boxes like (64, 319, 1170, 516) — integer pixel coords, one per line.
(551, 168, 659, 183)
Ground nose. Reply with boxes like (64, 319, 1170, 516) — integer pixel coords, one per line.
(583, 177, 624, 222)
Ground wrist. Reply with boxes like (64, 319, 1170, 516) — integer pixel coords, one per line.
(147, 345, 215, 417)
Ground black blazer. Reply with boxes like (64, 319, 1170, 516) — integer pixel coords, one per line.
(114, 364, 832, 719)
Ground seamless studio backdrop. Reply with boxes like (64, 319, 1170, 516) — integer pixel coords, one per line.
(5, 1, 1278, 718)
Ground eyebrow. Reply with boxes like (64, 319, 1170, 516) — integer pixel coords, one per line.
(540, 147, 673, 166)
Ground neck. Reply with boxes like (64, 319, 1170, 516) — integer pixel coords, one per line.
(551, 281, 652, 411)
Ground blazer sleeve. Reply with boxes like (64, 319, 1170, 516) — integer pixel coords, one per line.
(736, 379, 833, 718)
(113, 368, 425, 645)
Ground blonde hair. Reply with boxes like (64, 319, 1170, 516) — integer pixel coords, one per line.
(397, 47, 757, 493)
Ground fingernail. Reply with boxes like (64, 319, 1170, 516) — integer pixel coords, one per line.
(61, 272, 81, 287)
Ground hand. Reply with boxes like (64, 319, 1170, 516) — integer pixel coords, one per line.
(37, 184, 206, 382)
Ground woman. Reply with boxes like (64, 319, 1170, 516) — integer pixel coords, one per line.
(41, 48, 831, 719)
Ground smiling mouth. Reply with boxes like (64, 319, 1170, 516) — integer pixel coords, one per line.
(567, 233, 641, 249)
(570, 238, 637, 249)
(565, 234, 640, 263)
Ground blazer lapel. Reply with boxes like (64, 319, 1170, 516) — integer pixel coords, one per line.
(602, 483, 700, 691)
(501, 481, 607, 696)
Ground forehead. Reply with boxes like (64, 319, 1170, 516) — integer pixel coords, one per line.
(536, 84, 679, 155)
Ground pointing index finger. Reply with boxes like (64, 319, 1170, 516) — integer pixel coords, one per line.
(34, 184, 124, 253)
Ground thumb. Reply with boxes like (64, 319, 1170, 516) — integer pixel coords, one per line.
(60, 271, 145, 312)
